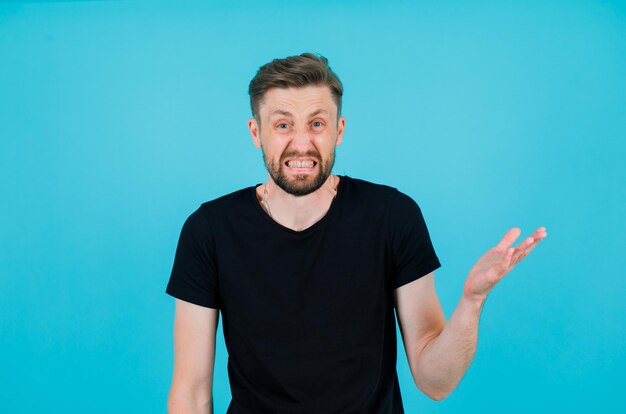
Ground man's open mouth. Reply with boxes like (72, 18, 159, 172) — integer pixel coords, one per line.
(285, 160, 317, 168)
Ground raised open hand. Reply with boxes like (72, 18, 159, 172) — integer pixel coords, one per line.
(463, 227, 548, 302)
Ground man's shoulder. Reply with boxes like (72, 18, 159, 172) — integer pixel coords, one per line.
(343, 176, 400, 200)
(189, 185, 256, 224)
(199, 186, 254, 209)
(343, 176, 427, 216)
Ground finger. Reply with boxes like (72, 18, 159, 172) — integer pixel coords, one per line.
(511, 236, 543, 266)
(494, 227, 522, 252)
(515, 236, 536, 249)
(531, 226, 548, 240)
(503, 247, 515, 270)
(513, 227, 547, 251)
(486, 246, 514, 282)
(511, 236, 538, 267)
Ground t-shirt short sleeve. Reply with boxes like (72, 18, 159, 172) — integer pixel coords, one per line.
(388, 191, 441, 289)
(165, 207, 221, 309)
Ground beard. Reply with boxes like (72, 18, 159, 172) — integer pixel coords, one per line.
(262, 148, 336, 196)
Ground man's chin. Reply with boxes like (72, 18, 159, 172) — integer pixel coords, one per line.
(274, 173, 327, 196)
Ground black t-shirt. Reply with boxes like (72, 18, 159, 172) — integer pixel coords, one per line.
(166, 176, 441, 414)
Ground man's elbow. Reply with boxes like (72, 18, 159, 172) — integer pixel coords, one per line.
(414, 379, 455, 402)
(411, 363, 458, 401)
(167, 391, 212, 414)
(424, 389, 451, 402)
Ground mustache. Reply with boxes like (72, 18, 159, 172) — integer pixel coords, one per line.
(280, 150, 322, 162)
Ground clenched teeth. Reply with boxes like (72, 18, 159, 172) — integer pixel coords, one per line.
(287, 160, 315, 168)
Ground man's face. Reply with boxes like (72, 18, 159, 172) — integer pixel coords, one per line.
(248, 85, 345, 196)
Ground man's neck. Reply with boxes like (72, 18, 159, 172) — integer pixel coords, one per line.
(257, 174, 340, 232)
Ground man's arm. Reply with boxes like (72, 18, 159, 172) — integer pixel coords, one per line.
(168, 299, 219, 414)
(394, 227, 547, 401)
(394, 272, 482, 401)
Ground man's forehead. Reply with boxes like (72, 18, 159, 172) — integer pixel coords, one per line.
(259, 85, 336, 117)
(270, 108, 330, 118)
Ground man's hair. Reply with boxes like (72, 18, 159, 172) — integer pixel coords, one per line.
(248, 52, 343, 120)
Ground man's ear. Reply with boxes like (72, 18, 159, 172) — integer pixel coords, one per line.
(248, 117, 261, 148)
(335, 116, 346, 147)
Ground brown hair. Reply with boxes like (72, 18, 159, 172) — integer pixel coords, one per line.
(248, 52, 343, 120)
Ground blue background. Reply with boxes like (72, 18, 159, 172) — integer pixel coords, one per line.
(1, 0, 624, 412)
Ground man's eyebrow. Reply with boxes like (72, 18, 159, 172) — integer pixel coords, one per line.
(308, 109, 329, 117)
(271, 110, 294, 117)
(270, 109, 329, 117)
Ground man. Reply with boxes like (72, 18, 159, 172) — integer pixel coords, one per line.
(166, 53, 547, 413)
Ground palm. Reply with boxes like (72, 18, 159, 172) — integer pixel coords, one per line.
(464, 227, 547, 300)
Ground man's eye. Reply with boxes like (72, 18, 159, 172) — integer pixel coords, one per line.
(312, 121, 323, 128)
(277, 123, 289, 129)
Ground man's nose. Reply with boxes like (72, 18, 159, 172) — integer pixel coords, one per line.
(290, 126, 314, 151)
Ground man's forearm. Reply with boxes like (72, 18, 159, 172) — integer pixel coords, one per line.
(413, 293, 486, 400)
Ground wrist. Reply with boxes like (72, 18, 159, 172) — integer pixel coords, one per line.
(460, 291, 487, 313)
